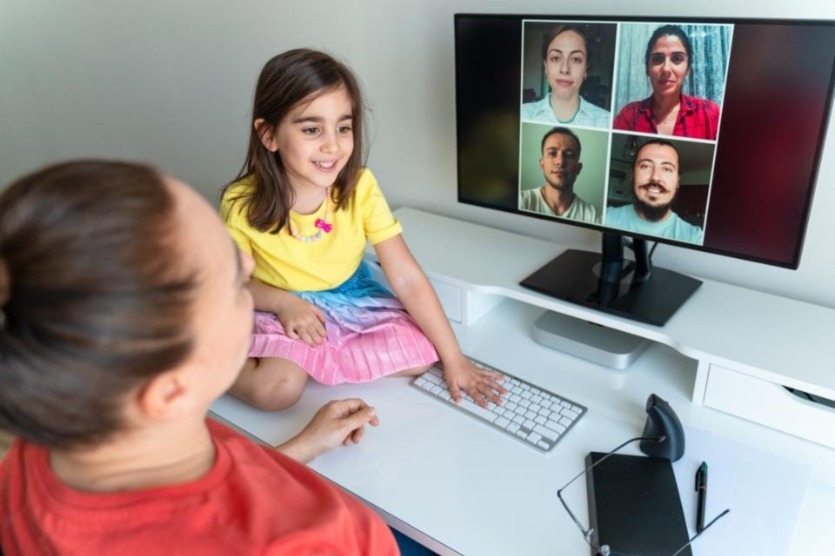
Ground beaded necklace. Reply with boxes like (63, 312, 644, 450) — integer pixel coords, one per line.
(287, 188, 334, 243)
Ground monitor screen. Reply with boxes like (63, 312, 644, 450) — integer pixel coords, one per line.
(455, 14, 835, 272)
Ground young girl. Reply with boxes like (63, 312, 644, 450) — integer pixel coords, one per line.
(221, 49, 506, 411)
(0, 161, 396, 554)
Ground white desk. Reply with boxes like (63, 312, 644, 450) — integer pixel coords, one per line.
(211, 208, 835, 555)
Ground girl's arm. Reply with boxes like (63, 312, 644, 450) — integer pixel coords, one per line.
(248, 279, 327, 346)
(374, 235, 506, 407)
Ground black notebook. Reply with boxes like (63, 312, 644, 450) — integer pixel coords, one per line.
(585, 452, 691, 556)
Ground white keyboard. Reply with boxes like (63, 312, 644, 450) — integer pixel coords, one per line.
(411, 358, 586, 454)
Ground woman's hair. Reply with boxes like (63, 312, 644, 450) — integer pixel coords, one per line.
(541, 24, 591, 62)
(0, 161, 199, 449)
(644, 24, 693, 71)
(223, 48, 367, 233)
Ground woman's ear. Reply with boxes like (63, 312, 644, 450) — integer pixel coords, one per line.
(135, 370, 191, 420)
(254, 119, 279, 152)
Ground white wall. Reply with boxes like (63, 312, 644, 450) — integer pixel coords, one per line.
(2, 0, 835, 308)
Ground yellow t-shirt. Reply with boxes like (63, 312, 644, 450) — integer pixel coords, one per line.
(221, 168, 402, 292)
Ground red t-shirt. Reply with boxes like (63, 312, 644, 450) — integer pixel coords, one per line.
(613, 93, 720, 140)
(0, 420, 399, 555)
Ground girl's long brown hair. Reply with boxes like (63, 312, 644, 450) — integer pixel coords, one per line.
(223, 49, 367, 233)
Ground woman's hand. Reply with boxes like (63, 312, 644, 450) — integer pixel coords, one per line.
(442, 357, 507, 407)
(276, 399, 380, 463)
(275, 295, 327, 346)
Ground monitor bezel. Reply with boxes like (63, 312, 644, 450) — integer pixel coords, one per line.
(454, 13, 835, 270)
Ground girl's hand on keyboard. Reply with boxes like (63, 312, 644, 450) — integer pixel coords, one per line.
(276, 398, 380, 463)
(443, 358, 507, 407)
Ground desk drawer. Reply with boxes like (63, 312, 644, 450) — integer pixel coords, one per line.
(704, 364, 835, 449)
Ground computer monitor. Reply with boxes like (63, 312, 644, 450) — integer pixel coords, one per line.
(455, 14, 835, 327)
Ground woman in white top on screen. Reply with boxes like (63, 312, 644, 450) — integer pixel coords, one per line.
(521, 25, 610, 128)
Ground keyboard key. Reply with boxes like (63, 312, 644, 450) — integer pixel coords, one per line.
(460, 399, 497, 422)
(425, 373, 443, 385)
(562, 408, 580, 420)
(534, 424, 559, 442)
(545, 419, 562, 432)
(411, 357, 587, 455)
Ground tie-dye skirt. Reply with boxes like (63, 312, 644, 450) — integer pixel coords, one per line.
(248, 262, 439, 385)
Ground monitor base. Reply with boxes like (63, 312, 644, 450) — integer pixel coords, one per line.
(532, 310, 650, 369)
(520, 249, 702, 326)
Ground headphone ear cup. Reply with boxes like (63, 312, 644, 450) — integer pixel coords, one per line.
(639, 394, 686, 461)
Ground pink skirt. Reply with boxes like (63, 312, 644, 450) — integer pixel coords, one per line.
(248, 263, 439, 385)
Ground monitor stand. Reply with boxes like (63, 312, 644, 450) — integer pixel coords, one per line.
(520, 232, 703, 369)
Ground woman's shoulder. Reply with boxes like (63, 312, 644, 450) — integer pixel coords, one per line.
(579, 97, 611, 127)
(521, 97, 546, 117)
(615, 98, 645, 115)
(682, 94, 720, 112)
(581, 97, 610, 116)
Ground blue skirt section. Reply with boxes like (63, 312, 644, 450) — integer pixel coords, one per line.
(296, 261, 394, 304)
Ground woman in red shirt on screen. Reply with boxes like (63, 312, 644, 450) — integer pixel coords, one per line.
(613, 24, 720, 140)
(0, 161, 398, 555)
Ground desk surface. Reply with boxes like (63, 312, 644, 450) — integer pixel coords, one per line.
(212, 298, 835, 555)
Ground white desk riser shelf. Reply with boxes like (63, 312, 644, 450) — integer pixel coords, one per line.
(210, 207, 835, 555)
(385, 208, 835, 450)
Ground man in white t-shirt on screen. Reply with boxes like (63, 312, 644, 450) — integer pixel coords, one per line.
(519, 127, 600, 224)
